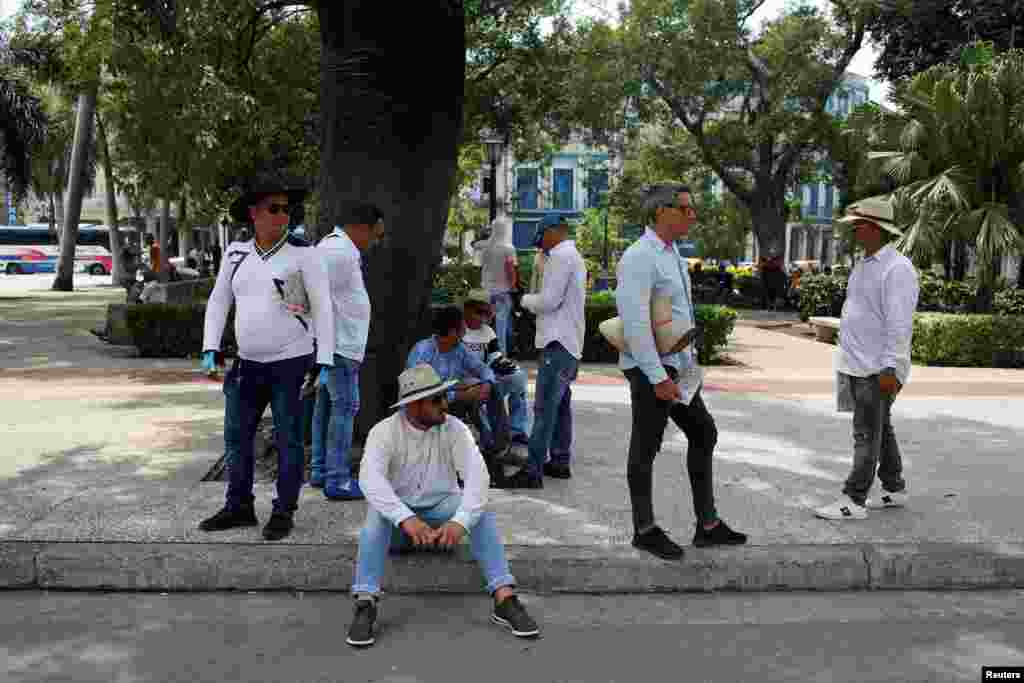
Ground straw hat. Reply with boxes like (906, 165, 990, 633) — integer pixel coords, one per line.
(834, 195, 902, 235)
(390, 364, 458, 409)
(598, 296, 694, 355)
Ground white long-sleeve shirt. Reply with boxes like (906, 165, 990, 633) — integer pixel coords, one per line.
(202, 235, 335, 367)
(359, 412, 490, 532)
(836, 245, 920, 385)
(318, 228, 371, 363)
(520, 240, 586, 359)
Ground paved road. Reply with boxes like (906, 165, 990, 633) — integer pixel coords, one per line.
(2, 590, 1023, 682)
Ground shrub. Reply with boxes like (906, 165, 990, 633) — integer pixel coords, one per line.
(432, 263, 481, 304)
(798, 274, 848, 321)
(994, 288, 1024, 316)
(734, 271, 764, 303)
(911, 313, 1024, 368)
(125, 303, 237, 358)
(694, 305, 738, 364)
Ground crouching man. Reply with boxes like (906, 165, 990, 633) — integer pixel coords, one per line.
(346, 364, 540, 648)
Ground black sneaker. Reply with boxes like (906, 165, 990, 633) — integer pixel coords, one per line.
(632, 526, 684, 560)
(500, 469, 543, 489)
(198, 506, 258, 532)
(491, 595, 540, 638)
(346, 598, 378, 647)
(693, 520, 748, 547)
(262, 512, 294, 541)
(543, 463, 571, 479)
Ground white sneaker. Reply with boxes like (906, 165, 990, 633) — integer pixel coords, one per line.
(814, 497, 868, 520)
(866, 490, 908, 509)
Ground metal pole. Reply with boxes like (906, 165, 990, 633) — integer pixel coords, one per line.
(489, 157, 498, 223)
(602, 203, 610, 270)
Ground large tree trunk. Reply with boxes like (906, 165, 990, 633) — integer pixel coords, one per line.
(317, 2, 466, 442)
(177, 195, 189, 259)
(748, 191, 788, 259)
(52, 88, 98, 292)
(95, 111, 124, 284)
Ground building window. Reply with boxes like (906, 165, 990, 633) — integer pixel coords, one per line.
(516, 168, 538, 210)
(513, 221, 536, 250)
(808, 184, 819, 217)
(587, 170, 609, 208)
(553, 169, 574, 210)
(825, 185, 834, 218)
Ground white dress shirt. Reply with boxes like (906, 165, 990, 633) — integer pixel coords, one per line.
(836, 245, 920, 385)
(359, 412, 491, 532)
(520, 240, 587, 359)
(318, 228, 371, 362)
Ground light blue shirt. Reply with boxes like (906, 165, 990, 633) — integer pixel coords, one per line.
(615, 228, 696, 385)
(318, 227, 371, 362)
(406, 337, 497, 401)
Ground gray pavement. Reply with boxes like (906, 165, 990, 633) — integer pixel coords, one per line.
(2, 281, 1024, 593)
(3, 590, 1023, 682)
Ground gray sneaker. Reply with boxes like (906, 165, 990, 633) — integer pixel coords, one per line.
(491, 595, 540, 638)
(346, 598, 377, 647)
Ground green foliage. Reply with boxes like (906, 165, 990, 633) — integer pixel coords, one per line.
(911, 313, 1024, 368)
(431, 263, 482, 305)
(125, 302, 237, 358)
(916, 272, 974, 312)
(694, 304, 738, 365)
(994, 288, 1024, 316)
(582, 291, 619, 362)
(798, 273, 848, 321)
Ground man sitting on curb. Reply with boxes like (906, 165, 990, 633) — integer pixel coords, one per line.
(346, 364, 540, 648)
(815, 196, 919, 521)
(407, 305, 510, 486)
(462, 289, 532, 451)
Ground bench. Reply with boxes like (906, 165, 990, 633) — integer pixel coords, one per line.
(808, 316, 841, 343)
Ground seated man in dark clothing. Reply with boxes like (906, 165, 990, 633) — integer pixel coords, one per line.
(407, 306, 510, 486)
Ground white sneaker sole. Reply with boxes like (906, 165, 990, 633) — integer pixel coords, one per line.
(866, 494, 907, 509)
(814, 506, 867, 521)
(346, 631, 375, 647)
(491, 614, 540, 638)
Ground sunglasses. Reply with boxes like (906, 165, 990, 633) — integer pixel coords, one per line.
(429, 394, 448, 406)
(266, 203, 290, 215)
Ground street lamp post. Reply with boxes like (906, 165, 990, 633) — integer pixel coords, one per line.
(483, 134, 504, 223)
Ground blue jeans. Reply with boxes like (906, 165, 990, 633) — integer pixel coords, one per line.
(311, 355, 361, 494)
(490, 291, 513, 353)
(492, 368, 530, 439)
(526, 342, 578, 478)
(223, 354, 309, 514)
(351, 493, 516, 596)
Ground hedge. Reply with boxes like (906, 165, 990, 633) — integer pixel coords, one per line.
(911, 313, 1024, 368)
(125, 303, 237, 358)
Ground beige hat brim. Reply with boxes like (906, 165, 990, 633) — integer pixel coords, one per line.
(390, 378, 459, 409)
(835, 214, 902, 236)
(599, 317, 694, 355)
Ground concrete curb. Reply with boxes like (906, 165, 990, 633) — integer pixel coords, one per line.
(2, 541, 1023, 593)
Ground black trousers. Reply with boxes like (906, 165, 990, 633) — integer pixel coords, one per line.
(624, 367, 719, 533)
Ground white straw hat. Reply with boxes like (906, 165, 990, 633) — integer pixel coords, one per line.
(391, 364, 459, 409)
(599, 296, 694, 355)
(834, 195, 902, 235)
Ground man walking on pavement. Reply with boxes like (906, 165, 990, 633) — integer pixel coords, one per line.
(502, 214, 586, 488)
(197, 176, 335, 541)
(478, 215, 519, 354)
(309, 202, 386, 500)
(617, 183, 747, 560)
(346, 364, 540, 648)
(815, 196, 919, 521)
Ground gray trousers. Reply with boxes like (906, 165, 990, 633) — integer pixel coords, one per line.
(841, 373, 906, 505)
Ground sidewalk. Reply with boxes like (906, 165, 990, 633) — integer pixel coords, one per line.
(2, 288, 1023, 593)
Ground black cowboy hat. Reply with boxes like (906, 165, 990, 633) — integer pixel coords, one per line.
(227, 170, 309, 224)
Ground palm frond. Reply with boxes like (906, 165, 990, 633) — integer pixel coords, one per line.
(971, 204, 1023, 273)
(909, 167, 971, 210)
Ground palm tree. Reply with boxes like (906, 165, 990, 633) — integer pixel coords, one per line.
(1, 32, 49, 201)
(866, 50, 1024, 311)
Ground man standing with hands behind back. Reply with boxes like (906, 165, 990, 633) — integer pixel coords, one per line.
(815, 196, 919, 521)
(616, 183, 747, 560)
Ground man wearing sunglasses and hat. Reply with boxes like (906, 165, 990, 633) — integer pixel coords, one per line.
(197, 177, 335, 541)
(345, 364, 540, 648)
(815, 195, 919, 521)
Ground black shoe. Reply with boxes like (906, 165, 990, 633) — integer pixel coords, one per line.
(262, 512, 294, 541)
(632, 526, 684, 560)
(346, 598, 378, 647)
(198, 506, 258, 532)
(499, 469, 543, 489)
(491, 595, 540, 638)
(543, 463, 571, 479)
(693, 520, 748, 547)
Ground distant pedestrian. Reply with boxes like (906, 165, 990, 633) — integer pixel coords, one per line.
(197, 175, 335, 541)
(478, 215, 519, 354)
(346, 364, 539, 648)
(501, 214, 586, 488)
(616, 183, 747, 560)
(309, 202, 386, 501)
(815, 196, 919, 521)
